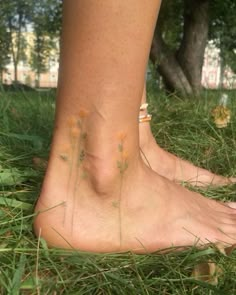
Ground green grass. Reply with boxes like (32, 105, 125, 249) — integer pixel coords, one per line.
(0, 88, 236, 294)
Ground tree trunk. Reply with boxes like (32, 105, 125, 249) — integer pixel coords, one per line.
(13, 61, 18, 83)
(151, 0, 210, 96)
(8, 13, 23, 84)
(36, 71, 40, 88)
(9, 30, 19, 83)
(150, 32, 193, 96)
(219, 50, 225, 89)
(0, 70, 3, 84)
(177, 0, 209, 94)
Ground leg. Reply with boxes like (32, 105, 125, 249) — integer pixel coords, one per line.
(139, 85, 236, 186)
(34, 0, 236, 253)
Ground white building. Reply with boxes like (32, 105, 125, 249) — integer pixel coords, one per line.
(201, 41, 236, 89)
(2, 31, 59, 88)
(2, 35, 236, 89)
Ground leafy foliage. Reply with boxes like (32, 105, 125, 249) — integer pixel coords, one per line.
(157, 0, 184, 50)
(0, 0, 33, 82)
(0, 0, 62, 84)
(0, 25, 11, 82)
(209, 0, 236, 72)
(152, 0, 236, 95)
(30, 0, 60, 86)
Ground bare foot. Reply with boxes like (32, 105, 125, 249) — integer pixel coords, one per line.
(34, 137, 236, 253)
(139, 122, 236, 187)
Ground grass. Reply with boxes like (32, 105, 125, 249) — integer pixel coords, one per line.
(0, 87, 236, 294)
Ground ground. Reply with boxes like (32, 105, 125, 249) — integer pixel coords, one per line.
(0, 88, 236, 294)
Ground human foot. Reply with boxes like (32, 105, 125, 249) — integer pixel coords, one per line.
(139, 120, 236, 187)
(34, 125, 236, 253)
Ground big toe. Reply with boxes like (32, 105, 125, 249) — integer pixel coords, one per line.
(227, 202, 236, 210)
(229, 177, 236, 184)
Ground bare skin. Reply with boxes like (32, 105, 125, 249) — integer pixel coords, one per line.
(34, 0, 236, 253)
(139, 87, 236, 186)
(35, 148, 236, 253)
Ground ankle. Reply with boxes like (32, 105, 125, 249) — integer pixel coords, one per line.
(48, 139, 135, 198)
(84, 145, 139, 196)
(139, 123, 155, 150)
(49, 113, 141, 196)
(84, 156, 120, 195)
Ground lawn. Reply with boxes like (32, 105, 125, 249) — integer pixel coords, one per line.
(0, 87, 236, 294)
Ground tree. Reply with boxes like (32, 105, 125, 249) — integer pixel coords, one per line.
(0, 0, 33, 83)
(30, 0, 52, 87)
(43, 0, 62, 38)
(30, 0, 60, 87)
(0, 23, 11, 83)
(30, 32, 54, 87)
(209, 0, 236, 83)
(151, 0, 210, 96)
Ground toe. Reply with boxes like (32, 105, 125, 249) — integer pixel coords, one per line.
(209, 199, 236, 214)
(229, 177, 236, 184)
(218, 225, 236, 242)
(226, 202, 236, 210)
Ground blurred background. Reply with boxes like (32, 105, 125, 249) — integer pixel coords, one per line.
(0, 0, 235, 95)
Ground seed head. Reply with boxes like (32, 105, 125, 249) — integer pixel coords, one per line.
(67, 116, 77, 127)
(78, 108, 89, 118)
(71, 127, 80, 138)
(117, 131, 126, 142)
